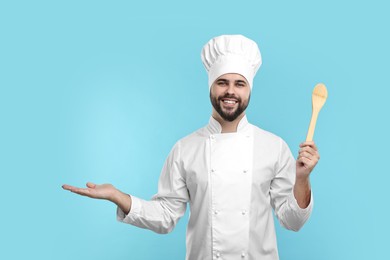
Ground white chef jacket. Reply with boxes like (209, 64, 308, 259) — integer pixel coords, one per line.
(117, 115, 313, 260)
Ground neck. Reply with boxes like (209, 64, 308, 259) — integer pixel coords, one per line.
(212, 110, 245, 133)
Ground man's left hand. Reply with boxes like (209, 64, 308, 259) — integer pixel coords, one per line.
(296, 141, 320, 179)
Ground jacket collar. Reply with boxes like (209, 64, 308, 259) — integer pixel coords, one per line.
(207, 115, 250, 134)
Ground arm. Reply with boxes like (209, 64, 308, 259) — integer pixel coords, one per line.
(270, 139, 318, 231)
(118, 142, 189, 234)
(62, 142, 189, 234)
(62, 182, 132, 214)
(294, 141, 320, 208)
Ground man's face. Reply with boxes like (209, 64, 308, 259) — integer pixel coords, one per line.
(210, 73, 251, 122)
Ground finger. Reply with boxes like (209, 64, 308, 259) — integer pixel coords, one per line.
(300, 144, 320, 156)
(62, 184, 77, 191)
(297, 157, 314, 169)
(300, 141, 318, 151)
(299, 146, 317, 156)
(298, 151, 312, 160)
(86, 182, 96, 189)
(299, 150, 320, 162)
(299, 144, 318, 152)
(70, 187, 92, 197)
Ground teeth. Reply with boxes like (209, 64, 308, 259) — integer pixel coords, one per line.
(223, 100, 236, 104)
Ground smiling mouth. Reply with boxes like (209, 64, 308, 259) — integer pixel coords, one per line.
(221, 98, 238, 105)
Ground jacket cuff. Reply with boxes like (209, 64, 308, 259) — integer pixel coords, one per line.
(288, 190, 313, 215)
(116, 195, 142, 222)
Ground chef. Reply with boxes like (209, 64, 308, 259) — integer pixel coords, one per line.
(63, 34, 320, 260)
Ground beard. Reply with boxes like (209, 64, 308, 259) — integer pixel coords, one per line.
(210, 92, 250, 122)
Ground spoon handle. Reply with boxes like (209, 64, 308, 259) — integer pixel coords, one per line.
(306, 109, 319, 141)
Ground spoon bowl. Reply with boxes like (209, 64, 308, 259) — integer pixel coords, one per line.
(306, 83, 328, 141)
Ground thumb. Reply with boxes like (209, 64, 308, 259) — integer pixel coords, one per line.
(86, 182, 96, 189)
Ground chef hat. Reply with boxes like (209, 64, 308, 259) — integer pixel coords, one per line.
(201, 34, 262, 89)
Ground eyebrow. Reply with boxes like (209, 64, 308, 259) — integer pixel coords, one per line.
(216, 79, 247, 85)
(216, 79, 228, 82)
(235, 80, 247, 85)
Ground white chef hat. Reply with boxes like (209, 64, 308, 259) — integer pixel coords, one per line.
(201, 34, 262, 89)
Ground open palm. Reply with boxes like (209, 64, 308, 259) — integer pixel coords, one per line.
(62, 182, 116, 200)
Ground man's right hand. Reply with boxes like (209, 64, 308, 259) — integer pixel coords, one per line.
(62, 182, 116, 200)
(62, 182, 132, 214)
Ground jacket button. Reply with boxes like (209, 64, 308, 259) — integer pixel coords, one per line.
(213, 210, 218, 215)
(243, 169, 248, 173)
(241, 252, 246, 258)
(242, 210, 247, 215)
(216, 252, 221, 258)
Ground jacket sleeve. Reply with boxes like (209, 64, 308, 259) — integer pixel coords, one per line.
(269, 138, 313, 232)
(116, 141, 189, 234)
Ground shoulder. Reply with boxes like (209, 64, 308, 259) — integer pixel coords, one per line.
(169, 126, 209, 155)
(178, 125, 209, 144)
(250, 123, 293, 155)
(249, 124, 295, 171)
(251, 124, 283, 144)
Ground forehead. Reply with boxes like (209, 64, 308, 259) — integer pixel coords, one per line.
(215, 73, 248, 82)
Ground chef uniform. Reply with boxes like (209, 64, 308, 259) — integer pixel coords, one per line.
(117, 35, 313, 260)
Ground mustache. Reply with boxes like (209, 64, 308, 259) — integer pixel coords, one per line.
(217, 93, 241, 102)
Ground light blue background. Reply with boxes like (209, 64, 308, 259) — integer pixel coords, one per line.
(1, 0, 389, 259)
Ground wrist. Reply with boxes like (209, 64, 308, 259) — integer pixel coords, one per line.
(110, 188, 123, 204)
(111, 189, 132, 214)
(295, 175, 310, 185)
(294, 176, 312, 209)
(294, 176, 311, 194)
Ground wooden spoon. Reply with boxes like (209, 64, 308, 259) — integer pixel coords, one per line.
(306, 83, 328, 141)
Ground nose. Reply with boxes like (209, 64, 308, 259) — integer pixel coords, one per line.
(227, 82, 235, 94)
